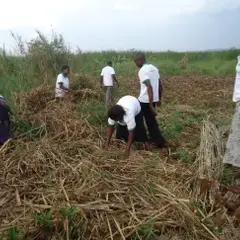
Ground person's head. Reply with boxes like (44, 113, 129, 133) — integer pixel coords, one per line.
(107, 61, 112, 67)
(134, 53, 146, 68)
(62, 65, 70, 76)
(108, 104, 125, 121)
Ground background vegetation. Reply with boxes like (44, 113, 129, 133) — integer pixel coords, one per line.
(0, 31, 238, 103)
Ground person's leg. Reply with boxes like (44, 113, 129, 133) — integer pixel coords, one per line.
(0, 121, 10, 145)
(105, 87, 109, 108)
(140, 102, 167, 148)
(134, 112, 150, 150)
(109, 86, 114, 105)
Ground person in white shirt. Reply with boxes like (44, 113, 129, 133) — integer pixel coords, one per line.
(223, 55, 240, 183)
(106, 95, 150, 157)
(55, 65, 71, 100)
(134, 53, 167, 148)
(100, 61, 118, 108)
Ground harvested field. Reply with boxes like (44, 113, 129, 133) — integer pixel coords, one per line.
(0, 75, 240, 240)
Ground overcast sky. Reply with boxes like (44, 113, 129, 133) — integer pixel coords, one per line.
(0, 0, 240, 51)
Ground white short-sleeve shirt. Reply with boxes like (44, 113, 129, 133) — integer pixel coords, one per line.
(138, 63, 160, 103)
(108, 96, 141, 131)
(101, 66, 115, 86)
(55, 73, 69, 98)
(233, 56, 240, 102)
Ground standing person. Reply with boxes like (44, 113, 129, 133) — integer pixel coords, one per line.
(106, 95, 150, 158)
(0, 95, 11, 145)
(100, 61, 118, 108)
(223, 55, 240, 184)
(134, 53, 167, 148)
(55, 65, 71, 100)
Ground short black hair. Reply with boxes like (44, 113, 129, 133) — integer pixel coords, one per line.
(108, 105, 125, 121)
(62, 65, 70, 71)
(135, 53, 146, 61)
(107, 61, 112, 66)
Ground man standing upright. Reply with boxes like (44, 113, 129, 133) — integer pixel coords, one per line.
(100, 61, 118, 108)
(55, 65, 71, 100)
(134, 53, 167, 148)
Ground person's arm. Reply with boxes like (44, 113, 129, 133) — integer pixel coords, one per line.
(58, 82, 70, 92)
(106, 125, 115, 147)
(112, 74, 119, 86)
(125, 130, 134, 157)
(124, 116, 136, 157)
(100, 70, 103, 88)
(158, 78, 163, 105)
(144, 81, 156, 116)
(57, 75, 71, 92)
(111, 68, 119, 86)
(106, 118, 116, 148)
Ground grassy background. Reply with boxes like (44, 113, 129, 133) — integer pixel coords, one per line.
(0, 31, 239, 103)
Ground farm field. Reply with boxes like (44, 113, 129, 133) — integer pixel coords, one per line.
(0, 33, 239, 239)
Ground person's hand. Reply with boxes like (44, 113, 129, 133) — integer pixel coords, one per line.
(104, 143, 109, 150)
(124, 149, 130, 159)
(150, 105, 157, 116)
(157, 100, 162, 107)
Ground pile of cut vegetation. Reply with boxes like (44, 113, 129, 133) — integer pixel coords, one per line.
(0, 86, 239, 239)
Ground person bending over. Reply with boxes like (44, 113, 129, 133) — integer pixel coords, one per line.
(0, 95, 11, 145)
(106, 95, 150, 158)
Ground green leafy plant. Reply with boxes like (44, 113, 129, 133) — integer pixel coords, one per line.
(33, 209, 54, 230)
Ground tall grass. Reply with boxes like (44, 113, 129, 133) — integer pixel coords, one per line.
(0, 31, 239, 102)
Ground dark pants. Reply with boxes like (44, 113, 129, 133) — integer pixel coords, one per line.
(116, 112, 148, 142)
(0, 104, 10, 144)
(140, 102, 167, 147)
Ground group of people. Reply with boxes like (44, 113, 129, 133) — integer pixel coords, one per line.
(102, 53, 167, 157)
(54, 53, 167, 157)
(0, 54, 240, 182)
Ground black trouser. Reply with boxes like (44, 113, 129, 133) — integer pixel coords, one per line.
(116, 112, 148, 142)
(140, 102, 167, 147)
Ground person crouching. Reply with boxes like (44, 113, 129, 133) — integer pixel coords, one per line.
(106, 95, 150, 158)
(0, 95, 11, 145)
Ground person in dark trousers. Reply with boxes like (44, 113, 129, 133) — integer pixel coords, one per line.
(0, 95, 11, 145)
(134, 53, 167, 148)
(106, 95, 150, 158)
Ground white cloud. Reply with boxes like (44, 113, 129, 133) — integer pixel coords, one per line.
(0, 0, 239, 51)
(1, 0, 239, 30)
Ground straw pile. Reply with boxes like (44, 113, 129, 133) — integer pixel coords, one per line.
(0, 86, 239, 239)
(178, 55, 188, 69)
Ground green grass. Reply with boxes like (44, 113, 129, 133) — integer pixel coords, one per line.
(131, 222, 157, 240)
(172, 148, 192, 164)
(0, 31, 239, 106)
(77, 101, 107, 126)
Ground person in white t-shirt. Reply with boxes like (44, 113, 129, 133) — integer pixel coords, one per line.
(134, 53, 167, 148)
(106, 95, 150, 158)
(223, 55, 240, 183)
(100, 61, 118, 108)
(55, 65, 71, 100)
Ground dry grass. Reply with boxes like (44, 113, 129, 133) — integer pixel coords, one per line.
(0, 76, 239, 239)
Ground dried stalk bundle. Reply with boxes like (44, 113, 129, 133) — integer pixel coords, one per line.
(178, 55, 188, 69)
(0, 89, 239, 239)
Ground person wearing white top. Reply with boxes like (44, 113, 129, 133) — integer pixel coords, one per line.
(223, 56, 240, 181)
(134, 53, 167, 148)
(100, 61, 118, 108)
(55, 65, 71, 99)
(106, 95, 150, 158)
